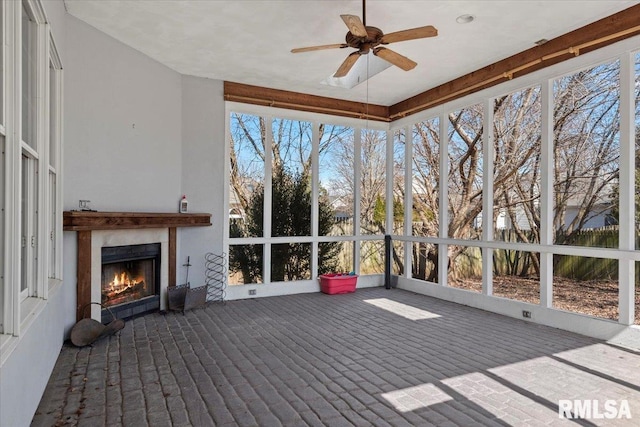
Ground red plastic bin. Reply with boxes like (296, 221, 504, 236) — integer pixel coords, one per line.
(319, 273, 358, 295)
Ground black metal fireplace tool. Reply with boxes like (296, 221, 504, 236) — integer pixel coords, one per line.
(167, 252, 227, 313)
(70, 303, 125, 347)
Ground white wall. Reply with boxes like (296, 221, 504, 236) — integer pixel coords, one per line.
(63, 16, 182, 213)
(177, 76, 226, 287)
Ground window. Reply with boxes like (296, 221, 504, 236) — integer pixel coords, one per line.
(225, 34, 639, 325)
(493, 86, 541, 242)
(319, 124, 354, 236)
(21, 153, 38, 299)
(48, 44, 63, 281)
(0, 2, 5, 330)
(1, 0, 63, 336)
(21, 3, 37, 150)
(19, 1, 40, 300)
(227, 109, 386, 285)
(360, 129, 386, 236)
(448, 104, 483, 241)
(412, 117, 440, 282)
(553, 60, 620, 247)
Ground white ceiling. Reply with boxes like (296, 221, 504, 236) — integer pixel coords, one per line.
(64, 0, 637, 106)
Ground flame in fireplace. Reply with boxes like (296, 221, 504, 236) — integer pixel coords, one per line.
(107, 271, 144, 296)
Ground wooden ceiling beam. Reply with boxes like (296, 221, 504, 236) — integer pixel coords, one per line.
(224, 81, 390, 122)
(224, 4, 640, 123)
(389, 3, 640, 120)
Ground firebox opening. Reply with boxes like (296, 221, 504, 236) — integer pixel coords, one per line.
(102, 260, 155, 307)
(101, 243, 161, 320)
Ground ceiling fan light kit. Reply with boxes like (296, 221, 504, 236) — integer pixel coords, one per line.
(321, 51, 391, 89)
(291, 0, 438, 86)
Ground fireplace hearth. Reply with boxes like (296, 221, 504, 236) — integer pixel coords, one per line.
(101, 243, 161, 322)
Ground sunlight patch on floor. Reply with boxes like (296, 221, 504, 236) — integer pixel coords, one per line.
(364, 298, 441, 320)
(488, 355, 640, 417)
(381, 383, 452, 412)
(441, 371, 559, 421)
(553, 343, 640, 388)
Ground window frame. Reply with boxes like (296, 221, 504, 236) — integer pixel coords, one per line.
(225, 35, 639, 325)
(1, 0, 62, 339)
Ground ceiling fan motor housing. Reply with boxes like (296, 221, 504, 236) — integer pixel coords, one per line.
(346, 26, 384, 53)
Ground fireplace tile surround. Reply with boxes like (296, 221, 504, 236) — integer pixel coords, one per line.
(64, 211, 212, 321)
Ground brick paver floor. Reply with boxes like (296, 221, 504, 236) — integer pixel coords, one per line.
(32, 287, 640, 426)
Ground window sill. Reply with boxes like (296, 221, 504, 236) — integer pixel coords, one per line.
(20, 297, 46, 335)
(1, 297, 51, 367)
(0, 333, 18, 366)
(48, 278, 63, 293)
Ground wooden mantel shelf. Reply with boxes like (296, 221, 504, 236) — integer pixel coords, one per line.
(63, 211, 212, 231)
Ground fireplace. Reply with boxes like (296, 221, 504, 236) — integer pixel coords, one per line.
(63, 211, 212, 323)
(101, 243, 161, 322)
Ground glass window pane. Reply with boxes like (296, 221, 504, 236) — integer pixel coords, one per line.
(392, 241, 404, 275)
(0, 136, 4, 322)
(448, 105, 483, 240)
(228, 244, 263, 285)
(553, 255, 618, 320)
(493, 250, 540, 304)
(413, 117, 440, 238)
(448, 245, 482, 292)
(360, 129, 386, 235)
(21, 155, 28, 293)
(271, 118, 312, 237)
(360, 240, 384, 274)
(22, 4, 37, 149)
(319, 125, 354, 236)
(412, 242, 438, 283)
(636, 261, 640, 325)
(493, 86, 541, 243)
(229, 113, 265, 238)
(553, 61, 620, 247)
(48, 172, 56, 279)
(49, 62, 57, 168)
(21, 154, 37, 296)
(392, 129, 405, 235)
(271, 243, 311, 281)
(0, 4, 4, 127)
(318, 241, 343, 275)
(635, 52, 640, 250)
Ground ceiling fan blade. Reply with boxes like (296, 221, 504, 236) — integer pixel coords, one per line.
(373, 47, 417, 71)
(380, 25, 438, 44)
(291, 43, 348, 53)
(334, 52, 361, 77)
(341, 14, 368, 38)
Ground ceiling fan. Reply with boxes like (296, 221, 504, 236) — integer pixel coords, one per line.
(291, 0, 438, 78)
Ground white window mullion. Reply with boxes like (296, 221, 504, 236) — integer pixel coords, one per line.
(4, 0, 21, 335)
(385, 129, 393, 234)
(0, 1, 6, 334)
(539, 78, 554, 308)
(48, 40, 64, 282)
(263, 115, 273, 285)
(311, 122, 319, 278)
(618, 50, 634, 325)
(482, 98, 494, 296)
(35, 21, 48, 299)
(353, 128, 361, 274)
(438, 111, 449, 286)
(404, 124, 412, 278)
